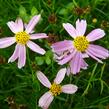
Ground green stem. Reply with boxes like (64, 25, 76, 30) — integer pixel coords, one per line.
(82, 63, 98, 96)
(27, 48, 35, 82)
(26, 48, 38, 109)
(72, 0, 78, 7)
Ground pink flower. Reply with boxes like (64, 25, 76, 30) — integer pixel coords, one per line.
(36, 68, 78, 109)
(0, 15, 48, 68)
(51, 19, 109, 75)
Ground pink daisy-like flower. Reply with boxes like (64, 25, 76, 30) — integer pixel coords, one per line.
(51, 19, 109, 75)
(0, 15, 48, 68)
(36, 68, 78, 109)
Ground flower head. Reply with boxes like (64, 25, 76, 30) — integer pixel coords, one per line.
(36, 68, 78, 109)
(0, 15, 48, 68)
(51, 19, 109, 75)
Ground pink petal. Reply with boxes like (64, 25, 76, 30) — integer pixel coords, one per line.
(7, 21, 19, 33)
(82, 53, 89, 58)
(53, 50, 74, 62)
(86, 48, 103, 63)
(24, 23, 35, 33)
(86, 29, 105, 42)
(81, 58, 88, 70)
(25, 15, 41, 33)
(53, 51, 69, 60)
(18, 45, 26, 69)
(30, 33, 48, 40)
(8, 44, 20, 63)
(54, 68, 66, 84)
(15, 18, 24, 32)
(58, 49, 76, 65)
(88, 44, 109, 59)
(51, 40, 73, 52)
(63, 23, 77, 38)
(36, 71, 51, 88)
(0, 37, 16, 48)
(27, 40, 45, 55)
(70, 52, 82, 74)
(76, 19, 87, 36)
(39, 91, 54, 109)
(53, 54, 60, 60)
(62, 84, 78, 94)
(66, 67, 71, 76)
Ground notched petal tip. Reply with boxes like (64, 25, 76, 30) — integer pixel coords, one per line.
(18, 65, 22, 69)
(76, 19, 86, 23)
(38, 14, 41, 18)
(62, 23, 70, 27)
(34, 14, 41, 20)
(81, 19, 86, 23)
(62, 23, 66, 27)
(40, 49, 46, 55)
(76, 19, 80, 22)
(18, 61, 25, 69)
(8, 59, 11, 63)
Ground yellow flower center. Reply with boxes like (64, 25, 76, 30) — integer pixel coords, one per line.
(15, 31, 30, 44)
(74, 36, 89, 52)
(50, 83, 62, 96)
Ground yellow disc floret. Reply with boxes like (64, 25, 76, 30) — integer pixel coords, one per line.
(74, 36, 89, 52)
(50, 83, 62, 96)
(15, 31, 30, 44)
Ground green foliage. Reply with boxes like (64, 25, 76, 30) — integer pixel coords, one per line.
(0, 0, 109, 109)
(35, 50, 53, 65)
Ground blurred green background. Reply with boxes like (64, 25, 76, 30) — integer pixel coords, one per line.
(0, 0, 109, 109)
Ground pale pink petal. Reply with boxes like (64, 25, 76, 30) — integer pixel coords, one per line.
(89, 44, 109, 53)
(39, 91, 54, 109)
(81, 58, 88, 70)
(54, 51, 69, 60)
(76, 19, 87, 36)
(66, 67, 71, 76)
(63, 23, 77, 38)
(7, 21, 19, 33)
(18, 45, 26, 69)
(24, 23, 34, 33)
(87, 45, 107, 59)
(15, 18, 23, 32)
(82, 53, 89, 58)
(62, 84, 78, 94)
(70, 52, 82, 74)
(53, 54, 60, 60)
(36, 71, 51, 88)
(58, 49, 76, 65)
(30, 33, 48, 40)
(86, 29, 105, 42)
(0, 37, 16, 48)
(54, 68, 66, 84)
(86, 48, 103, 63)
(69, 47, 75, 53)
(8, 44, 20, 63)
(27, 40, 45, 55)
(88, 44, 109, 59)
(51, 40, 73, 52)
(25, 14, 41, 33)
